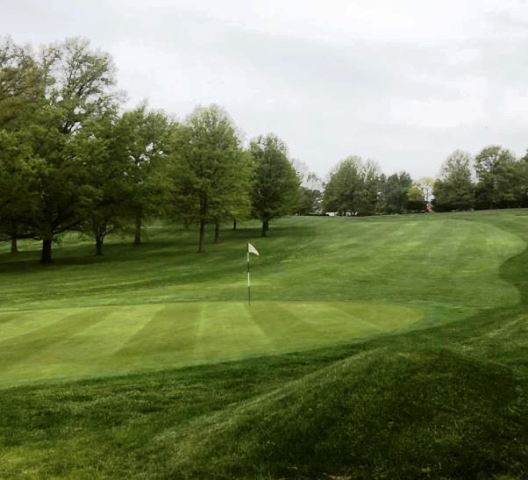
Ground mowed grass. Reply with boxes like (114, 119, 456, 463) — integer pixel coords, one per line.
(1, 211, 528, 479)
(0, 301, 421, 386)
(0, 214, 523, 386)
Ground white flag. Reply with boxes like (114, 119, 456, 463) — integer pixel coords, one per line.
(248, 243, 259, 256)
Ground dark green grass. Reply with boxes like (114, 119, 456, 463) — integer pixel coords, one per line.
(1, 211, 528, 478)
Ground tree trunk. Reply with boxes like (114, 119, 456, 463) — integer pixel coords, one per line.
(198, 219, 206, 253)
(262, 219, 269, 237)
(41, 238, 52, 264)
(134, 209, 142, 245)
(95, 237, 104, 256)
(233, 218, 237, 231)
(10, 237, 18, 254)
(214, 221, 220, 243)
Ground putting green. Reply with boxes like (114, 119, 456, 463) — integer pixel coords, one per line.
(0, 301, 422, 386)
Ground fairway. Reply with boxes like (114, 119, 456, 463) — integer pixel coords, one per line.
(0, 212, 524, 387)
(2, 211, 528, 480)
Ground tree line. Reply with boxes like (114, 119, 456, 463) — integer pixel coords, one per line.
(322, 156, 432, 216)
(0, 38, 303, 262)
(3, 37, 528, 264)
(320, 148, 528, 217)
(432, 148, 528, 211)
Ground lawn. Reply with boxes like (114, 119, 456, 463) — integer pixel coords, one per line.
(1, 211, 528, 479)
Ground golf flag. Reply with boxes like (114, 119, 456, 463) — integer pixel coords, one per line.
(247, 243, 259, 305)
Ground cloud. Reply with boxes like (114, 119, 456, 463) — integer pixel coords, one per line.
(2, 0, 528, 178)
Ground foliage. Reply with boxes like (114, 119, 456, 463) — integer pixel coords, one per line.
(322, 156, 381, 215)
(406, 183, 426, 212)
(116, 105, 172, 245)
(433, 150, 475, 211)
(297, 186, 322, 215)
(475, 145, 520, 209)
(169, 105, 250, 251)
(378, 171, 413, 214)
(250, 134, 300, 235)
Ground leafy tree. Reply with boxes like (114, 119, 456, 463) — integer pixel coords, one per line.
(250, 134, 300, 236)
(322, 156, 363, 215)
(323, 157, 381, 216)
(0, 130, 40, 252)
(116, 105, 172, 245)
(516, 151, 528, 207)
(0, 39, 44, 251)
(433, 150, 475, 211)
(13, 38, 118, 263)
(170, 105, 250, 251)
(418, 177, 435, 203)
(379, 172, 413, 214)
(407, 183, 426, 212)
(0, 37, 43, 129)
(475, 146, 518, 209)
(71, 111, 131, 255)
(356, 160, 380, 216)
(297, 187, 322, 215)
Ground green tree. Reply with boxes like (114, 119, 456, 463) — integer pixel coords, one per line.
(0, 38, 45, 252)
(71, 111, 131, 255)
(323, 157, 381, 216)
(21, 38, 118, 263)
(407, 183, 426, 212)
(0, 129, 40, 252)
(475, 146, 518, 209)
(250, 134, 300, 236)
(418, 177, 434, 203)
(322, 156, 363, 215)
(356, 160, 380, 216)
(297, 187, 322, 215)
(116, 105, 172, 245)
(433, 150, 475, 211)
(170, 105, 250, 251)
(0, 37, 43, 129)
(379, 172, 413, 214)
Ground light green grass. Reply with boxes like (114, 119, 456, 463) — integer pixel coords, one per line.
(0, 212, 525, 387)
(0, 301, 421, 386)
(2, 211, 528, 479)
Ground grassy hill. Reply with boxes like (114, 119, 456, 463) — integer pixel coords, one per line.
(1, 211, 528, 478)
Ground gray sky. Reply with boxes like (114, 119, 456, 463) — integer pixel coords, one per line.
(2, 0, 528, 179)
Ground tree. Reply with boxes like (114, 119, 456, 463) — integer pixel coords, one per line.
(0, 129, 40, 252)
(0, 37, 43, 129)
(322, 156, 363, 215)
(250, 134, 300, 236)
(0, 38, 44, 252)
(170, 105, 250, 252)
(356, 160, 380, 216)
(323, 157, 382, 216)
(115, 106, 171, 245)
(433, 150, 475, 211)
(379, 172, 413, 214)
(474, 146, 519, 209)
(72, 111, 130, 255)
(418, 177, 435, 203)
(407, 183, 426, 212)
(17, 38, 118, 263)
(297, 187, 322, 215)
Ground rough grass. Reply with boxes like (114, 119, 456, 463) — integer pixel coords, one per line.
(1, 211, 528, 479)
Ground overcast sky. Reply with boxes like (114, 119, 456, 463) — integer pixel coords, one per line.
(2, 0, 528, 179)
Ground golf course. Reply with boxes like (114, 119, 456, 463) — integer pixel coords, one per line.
(1, 211, 528, 479)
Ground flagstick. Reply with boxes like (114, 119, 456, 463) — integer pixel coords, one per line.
(247, 248, 251, 305)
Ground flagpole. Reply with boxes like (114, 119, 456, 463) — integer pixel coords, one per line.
(247, 245, 251, 305)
